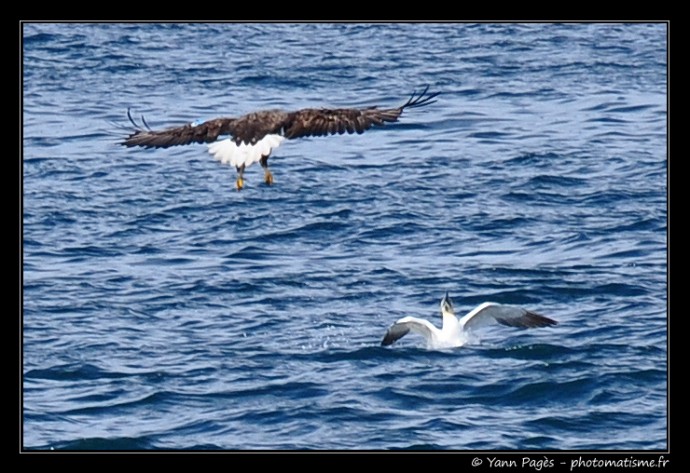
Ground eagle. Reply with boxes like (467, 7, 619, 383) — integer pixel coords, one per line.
(122, 86, 439, 190)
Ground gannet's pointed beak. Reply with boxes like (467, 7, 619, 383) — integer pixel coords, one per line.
(441, 292, 454, 315)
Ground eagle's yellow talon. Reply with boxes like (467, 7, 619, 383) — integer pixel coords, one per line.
(236, 177, 244, 191)
(264, 170, 274, 186)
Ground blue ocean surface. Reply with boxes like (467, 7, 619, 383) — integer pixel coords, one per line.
(22, 23, 667, 450)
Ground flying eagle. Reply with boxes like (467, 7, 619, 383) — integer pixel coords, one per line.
(122, 87, 439, 190)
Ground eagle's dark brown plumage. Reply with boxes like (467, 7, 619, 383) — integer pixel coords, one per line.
(122, 86, 439, 190)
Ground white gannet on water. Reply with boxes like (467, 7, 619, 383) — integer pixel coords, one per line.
(381, 292, 557, 349)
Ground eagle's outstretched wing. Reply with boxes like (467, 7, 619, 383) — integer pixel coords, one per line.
(121, 86, 439, 149)
(282, 86, 439, 139)
(122, 112, 237, 148)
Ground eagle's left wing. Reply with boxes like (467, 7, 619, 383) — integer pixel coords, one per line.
(282, 86, 439, 140)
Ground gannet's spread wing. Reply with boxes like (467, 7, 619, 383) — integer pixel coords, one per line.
(381, 316, 438, 347)
(460, 302, 557, 332)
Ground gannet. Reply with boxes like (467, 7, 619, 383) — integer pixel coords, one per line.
(381, 292, 557, 349)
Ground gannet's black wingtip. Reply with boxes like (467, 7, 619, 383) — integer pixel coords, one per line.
(380, 323, 411, 346)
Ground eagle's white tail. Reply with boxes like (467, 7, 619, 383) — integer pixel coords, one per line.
(207, 134, 285, 168)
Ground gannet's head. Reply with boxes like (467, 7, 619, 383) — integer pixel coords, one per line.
(441, 292, 455, 317)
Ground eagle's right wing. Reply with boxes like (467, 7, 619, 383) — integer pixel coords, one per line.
(122, 110, 236, 148)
